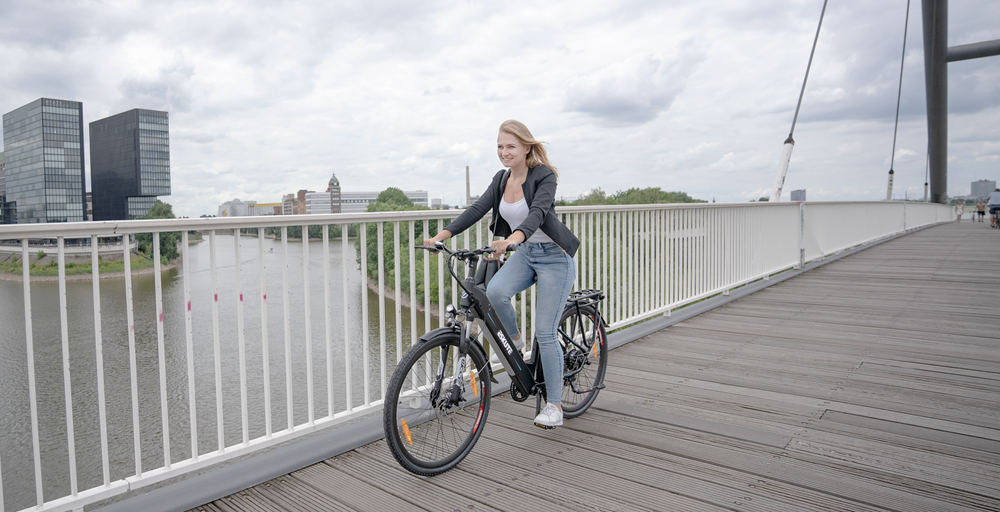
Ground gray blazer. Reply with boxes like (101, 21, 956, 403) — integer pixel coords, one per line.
(444, 165, 580, 257)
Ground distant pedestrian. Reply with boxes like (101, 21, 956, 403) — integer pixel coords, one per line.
(976, 200, 987, 222)
(954, 201, 964, 222)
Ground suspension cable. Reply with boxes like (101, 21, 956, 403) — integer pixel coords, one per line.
(789, 0, 829, 139)
(887, 0, 911, 200)
(771, 0, 828, 202)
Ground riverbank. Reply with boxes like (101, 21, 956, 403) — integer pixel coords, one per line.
(365, 277, 441, 318)
(0, 257, 179, 282)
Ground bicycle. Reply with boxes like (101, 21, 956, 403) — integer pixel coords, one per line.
(383, 242, 608, 476)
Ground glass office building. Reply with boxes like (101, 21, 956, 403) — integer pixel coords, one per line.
(90, 108, 170, 220)
(1, 98, 87, 223)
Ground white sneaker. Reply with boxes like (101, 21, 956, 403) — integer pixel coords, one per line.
(490, 337, 525, 367)
(534, 403, 563, 429)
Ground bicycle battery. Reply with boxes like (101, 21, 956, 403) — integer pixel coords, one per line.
(467, 285, 534, 395)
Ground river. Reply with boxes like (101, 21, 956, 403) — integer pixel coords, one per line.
(0, 233, 434, 509)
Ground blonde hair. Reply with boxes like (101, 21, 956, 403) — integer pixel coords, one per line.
(499, 120, 558, 178)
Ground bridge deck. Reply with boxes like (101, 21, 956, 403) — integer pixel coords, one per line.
(192, 221, 1000, 512)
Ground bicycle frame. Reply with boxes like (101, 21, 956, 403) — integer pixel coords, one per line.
(419, 243, 606, 406)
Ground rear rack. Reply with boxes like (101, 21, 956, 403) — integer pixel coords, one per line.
(567, 288, 605, 307)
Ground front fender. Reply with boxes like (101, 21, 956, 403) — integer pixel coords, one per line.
(419, 325, 460, 343)
(418, 325, 489, 370)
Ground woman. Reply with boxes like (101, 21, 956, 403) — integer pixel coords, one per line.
(424, 120, 580, 429)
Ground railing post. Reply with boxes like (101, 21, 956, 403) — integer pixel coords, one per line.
(798, 202, 806, 269)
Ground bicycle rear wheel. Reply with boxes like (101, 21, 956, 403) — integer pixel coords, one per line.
(558, 303, 608, 418)
(383, 331, 491, 476)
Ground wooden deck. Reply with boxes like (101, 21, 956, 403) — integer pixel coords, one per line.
(192, 221, 1000, 512)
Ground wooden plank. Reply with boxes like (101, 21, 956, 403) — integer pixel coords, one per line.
(248, 475, 355, 512)
(787, 431, 1000, 496)
(212, 487, 289, 512)
(818, 410, 1000, 462)
(290, 463, 418, 511)
(356, 426, 717, 512)
(480, 409, 801, 512)
(497, 403, 980, 512)
(320, 449, 514, 512)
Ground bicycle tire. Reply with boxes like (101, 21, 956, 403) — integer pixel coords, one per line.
(383, 331, 491, 476)
(558, 303, 608, 418)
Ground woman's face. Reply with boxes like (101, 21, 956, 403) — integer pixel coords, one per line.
(497, 131, 529, 169)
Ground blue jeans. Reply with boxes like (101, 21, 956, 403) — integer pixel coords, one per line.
(486, 242, 576, 405)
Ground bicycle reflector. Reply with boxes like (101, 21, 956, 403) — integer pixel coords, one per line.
(400, 419, 413, 445)
(470, 370, 479, 398)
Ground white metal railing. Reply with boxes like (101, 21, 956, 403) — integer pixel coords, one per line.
(0, 201, 951, 512)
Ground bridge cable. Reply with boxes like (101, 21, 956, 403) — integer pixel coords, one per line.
(771, 0, 828, 202)
(886, 0, 912, 200)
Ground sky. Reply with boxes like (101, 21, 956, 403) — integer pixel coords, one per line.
(1, 0, 998, 217)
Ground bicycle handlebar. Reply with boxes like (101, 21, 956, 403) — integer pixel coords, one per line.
(413, 243, 518, 257)
(412, 243, 518, 299)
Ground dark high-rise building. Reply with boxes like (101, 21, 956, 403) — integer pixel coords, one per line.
(90, 108, 170, 220)
(0, 151, 8, 224)
(2, 98, 87, 223)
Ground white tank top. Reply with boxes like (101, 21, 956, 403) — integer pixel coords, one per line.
(498, 197, 554, 243)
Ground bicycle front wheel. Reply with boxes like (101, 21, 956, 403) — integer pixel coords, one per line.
(383, 331, 491, 476)
(558, 303, 608, 418)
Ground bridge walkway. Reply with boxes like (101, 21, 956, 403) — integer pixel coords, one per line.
(191, 221, 1000, 511)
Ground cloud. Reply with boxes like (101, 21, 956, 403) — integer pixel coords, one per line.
(1, 0, 997, 216)
(564, 52, 700, 126)
(118, 64, 195, 113)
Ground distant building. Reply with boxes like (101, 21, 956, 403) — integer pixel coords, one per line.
(431, 198, 442, 209)
(305, 191, 333, 214)
(790, 189, 806, 202)
(0, 151, 6, 224)
(281, 173, 429, 214)
(219, 198, 250, 217)
(327, 173, 342, 213)
(2, 98, 87, 223)
(85, 191, 93, 220)
(251, 202, 282, 215)
(339, 190, 429, 213)
(971, 179, 996, 198)
(219, 198, 280, 217)
(90, 108, 171, 220)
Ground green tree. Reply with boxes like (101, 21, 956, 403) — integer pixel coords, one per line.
(359, 187, 451, 303)
(574, 188, 609, 205)
(569, 187, 704, 206)
(610, 187, 705, 205)
(135, 200, 181, 263)
(372, 187, 413, 209)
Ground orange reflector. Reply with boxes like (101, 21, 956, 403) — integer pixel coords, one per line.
(400, 418, 413, 445)
(592, 341, 598, 357)
(470, 370, 479, 398)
